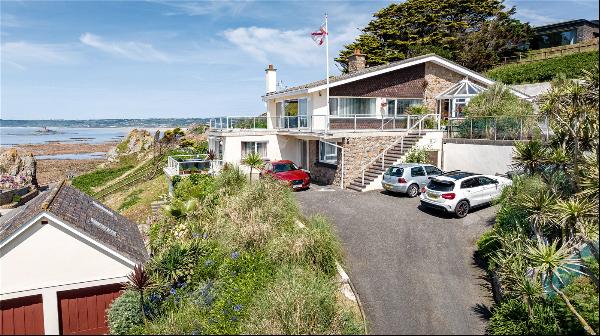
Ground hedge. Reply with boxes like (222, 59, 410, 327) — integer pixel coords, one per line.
(486, 51, 599, 84)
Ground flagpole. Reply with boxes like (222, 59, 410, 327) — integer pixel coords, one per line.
(325, 13, 330, 120)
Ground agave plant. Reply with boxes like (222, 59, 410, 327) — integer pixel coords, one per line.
(526, 241, 595, 335)
(554, 197, 599, 261)
(512, 140, 548, 175)
(521, 191, 556, 241)
(126, 264, 153, 321)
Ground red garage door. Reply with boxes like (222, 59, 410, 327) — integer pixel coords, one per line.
(0, 294, 45, 335)
(57, 284, 122, 335)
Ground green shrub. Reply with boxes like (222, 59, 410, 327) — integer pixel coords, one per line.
(404, 147, 429, 163)
(488, 299, 560, 335)
(486, 51, 599, 84)
(476, 229, 500, 267)
(241, 267, 346, 335)
(11, 195, 21, 203)
(465, 84, 534, 117)
(108, 290, 144, 335)
(149, 240, 216, 288)
(555, 276, 599, 334)
(173, 174, 216, 201)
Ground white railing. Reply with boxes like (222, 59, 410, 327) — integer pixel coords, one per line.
(210, 113, 441, 133)
(359, 114, 438, 186)
(445, 115, 550, 141)
(167, 154, 223, 175)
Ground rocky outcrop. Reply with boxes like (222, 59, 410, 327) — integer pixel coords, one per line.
(108, 129, 157, 161)
(0, 148, 38, 189)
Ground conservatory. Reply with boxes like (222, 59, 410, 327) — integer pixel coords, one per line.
(436, 79, 487, 119)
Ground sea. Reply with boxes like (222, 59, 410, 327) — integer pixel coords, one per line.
(0, 127, 168, 160)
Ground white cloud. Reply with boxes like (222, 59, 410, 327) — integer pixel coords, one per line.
(80, 33, 171, 62)
(1, 41, 78, 69)
(515, 9, 562, 26)
(155, 0, 251, 17)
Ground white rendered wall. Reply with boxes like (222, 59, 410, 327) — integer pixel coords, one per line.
(0, 217, 133, 295)
(442, 143, 515, 175)
(221, 134, 281, 164)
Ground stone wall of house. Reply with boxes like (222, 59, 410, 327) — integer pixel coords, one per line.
(577, 24, 599, 43)
(308, 141, 337, 185)
(423, 62, 465, 113)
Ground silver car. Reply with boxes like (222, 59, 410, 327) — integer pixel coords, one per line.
(381, 163, 443, 197)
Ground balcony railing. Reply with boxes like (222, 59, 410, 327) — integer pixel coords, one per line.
(209, 114, 441, 132)
(445, 116, 550, 141)
(165, 154, 223, 176)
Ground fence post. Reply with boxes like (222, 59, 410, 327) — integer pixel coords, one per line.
(470, 119, 473, 139)
(520, 119, 523, 140)
(382, 152, 385, 170)
(354, 115, 357, 131)
(494, 118, 497, 141)
(381, 116, 384, 130)
(253, 118, 256, 129)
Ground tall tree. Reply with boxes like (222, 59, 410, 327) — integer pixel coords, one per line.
(335, 0, 530, 72)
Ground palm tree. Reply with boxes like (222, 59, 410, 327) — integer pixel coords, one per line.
(578, 151, 599, 202)
(521, 191, 556, 241)
(526, 241, 596, 335)
(512, 140, 547, 174)
(126, 264, 152, 322)
(242, 152, 263, 181)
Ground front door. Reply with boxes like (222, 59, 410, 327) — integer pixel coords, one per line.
(300, 140, 309, 170)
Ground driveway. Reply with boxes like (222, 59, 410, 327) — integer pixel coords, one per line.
(295, 187, 495, 335)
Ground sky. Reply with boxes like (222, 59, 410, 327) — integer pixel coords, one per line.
(1, 0, 598, 120)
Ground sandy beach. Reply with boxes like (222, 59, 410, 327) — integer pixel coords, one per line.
(14, 142, 118, 156)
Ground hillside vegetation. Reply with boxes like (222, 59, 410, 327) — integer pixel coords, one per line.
(107, 167, 364, 335)
(486, 51, 599, 84)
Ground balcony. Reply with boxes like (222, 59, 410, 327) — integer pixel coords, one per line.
(209, 114, 440, 133)
(164, 154, 223, 178)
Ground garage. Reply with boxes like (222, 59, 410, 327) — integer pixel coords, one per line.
(0, 294, 45, 335)
(57, 284, 122, 335)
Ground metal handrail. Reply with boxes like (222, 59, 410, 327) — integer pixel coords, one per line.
(359, 114, 437, 186)
(445, 115, 549, 141)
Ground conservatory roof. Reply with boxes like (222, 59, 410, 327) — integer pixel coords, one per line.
(436, 79, 487, 99)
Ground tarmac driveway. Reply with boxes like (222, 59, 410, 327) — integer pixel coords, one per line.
(295, 187, 496, 335)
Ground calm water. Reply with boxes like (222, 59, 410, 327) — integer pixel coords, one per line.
(0, 127, 130, 146)
(34, 152, 107, 160)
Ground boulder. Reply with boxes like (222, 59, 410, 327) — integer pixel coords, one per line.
(108, 129, 157, 161)
(0, 148, 37, 189)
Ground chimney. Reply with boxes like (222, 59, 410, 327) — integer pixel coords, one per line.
(265, 64, 277, 93)
(348, 49, 366, 73)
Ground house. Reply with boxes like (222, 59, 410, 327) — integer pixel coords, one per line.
(207, 52, 530, 191)
(0, 181, 147, 335)
(530, 19, 599, 50)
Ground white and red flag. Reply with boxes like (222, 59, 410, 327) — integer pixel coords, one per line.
(311, 23, 328, 46)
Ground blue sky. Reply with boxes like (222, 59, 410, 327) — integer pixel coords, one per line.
(1, 0, 598, 120)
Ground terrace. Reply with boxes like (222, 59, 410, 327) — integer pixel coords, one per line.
(163, 154, 223, 178)
(208, 114, 441, 133)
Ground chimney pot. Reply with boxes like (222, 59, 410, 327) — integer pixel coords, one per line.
(348, 49, 366, 73)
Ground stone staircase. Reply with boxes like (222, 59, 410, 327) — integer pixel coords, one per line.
(347, 132, 425, 192)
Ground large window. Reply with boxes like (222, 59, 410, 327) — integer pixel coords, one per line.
(241, 141, 267, 159)
(278, 98, 308, 128)
(329, 97, 376, 116)
(386, 98, 423, 116)
(319, 141, 338, 164)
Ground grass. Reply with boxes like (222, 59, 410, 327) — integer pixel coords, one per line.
(71, 163, 133, 194)
(118, 189, 143, 211)
(486, 51, 599, 84)
(108, 166, 364, 335)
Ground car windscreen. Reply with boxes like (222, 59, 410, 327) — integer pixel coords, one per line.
(427, 179, 455, 192)
(386, 166, 404, 177)
(273, 163, 298, 173)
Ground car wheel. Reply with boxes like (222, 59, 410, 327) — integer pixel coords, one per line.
(455, 200, 470, 218)
(407, 184, 419, 198)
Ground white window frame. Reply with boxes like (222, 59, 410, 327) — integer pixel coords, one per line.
(385, 98, 424, 116)
(241, 141, 268, 160)
(319, 141, 338, 165)
(329, 96, 377, 117)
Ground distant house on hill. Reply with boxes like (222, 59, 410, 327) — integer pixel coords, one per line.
(530, 19, 599, 50)
(0, 181, 147, 335)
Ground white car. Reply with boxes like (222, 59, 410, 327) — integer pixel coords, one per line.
(419, 171, 512, 218)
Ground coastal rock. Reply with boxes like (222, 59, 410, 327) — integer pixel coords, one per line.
(108, 129, 157, 161)
(0, 148, 37, 189)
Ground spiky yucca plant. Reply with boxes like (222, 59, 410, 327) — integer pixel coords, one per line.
(127, 264, 152, 322)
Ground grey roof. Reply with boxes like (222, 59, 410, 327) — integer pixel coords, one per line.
(264, 54, 492, 97)
(533, 19, 599, 31)
(0, 181, 148, 264)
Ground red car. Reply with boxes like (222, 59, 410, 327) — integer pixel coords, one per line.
(260, 160, 310, 190)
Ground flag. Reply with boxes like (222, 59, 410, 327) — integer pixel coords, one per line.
(311, 23, 327, 46)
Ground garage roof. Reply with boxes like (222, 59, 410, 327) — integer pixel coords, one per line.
(0, 181, 148, 264)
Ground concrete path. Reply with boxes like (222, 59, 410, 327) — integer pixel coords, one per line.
(295, 188, 495, 335)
